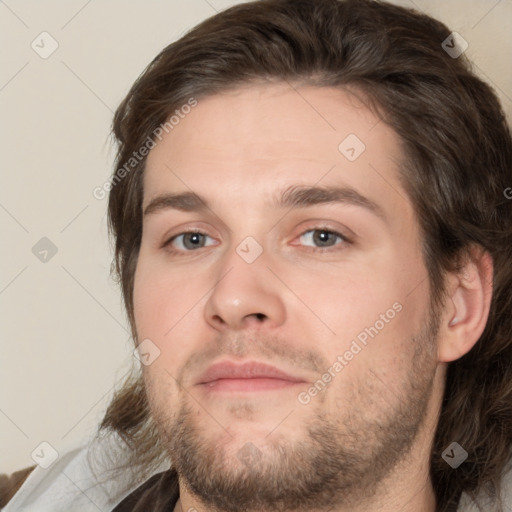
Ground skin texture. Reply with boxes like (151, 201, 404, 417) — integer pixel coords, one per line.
(133, 82, 493, 512)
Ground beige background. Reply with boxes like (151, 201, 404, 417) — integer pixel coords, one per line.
(1, 0, 511, 473)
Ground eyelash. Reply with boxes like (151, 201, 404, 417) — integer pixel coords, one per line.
(162, 227, 352, 255)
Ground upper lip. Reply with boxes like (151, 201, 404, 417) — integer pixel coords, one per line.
(196, 360, 307, 385)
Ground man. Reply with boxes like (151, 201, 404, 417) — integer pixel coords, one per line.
(2, 0, 511, 511)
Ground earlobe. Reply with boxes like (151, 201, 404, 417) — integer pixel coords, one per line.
(437, 248, 493, 363)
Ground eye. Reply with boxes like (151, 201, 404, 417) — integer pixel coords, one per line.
(163, 227, 350, 255)
(297, 228, 350, 250)
(165, 231, 216, 252)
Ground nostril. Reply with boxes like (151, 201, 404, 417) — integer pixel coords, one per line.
(213, 314, 226, 325)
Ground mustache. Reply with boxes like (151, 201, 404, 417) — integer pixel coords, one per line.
(176, 332, 329, 385)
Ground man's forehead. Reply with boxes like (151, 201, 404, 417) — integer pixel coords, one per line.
(142, 82, 410, 220)
(147, 82, 393, 159)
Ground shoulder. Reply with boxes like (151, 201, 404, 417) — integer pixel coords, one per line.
(1, 443, 87, 511)
(458, 460, 512, 511)
(0, 432, 169, 512)
(0, 465, 37, 508)
(111, 469, 179, 512)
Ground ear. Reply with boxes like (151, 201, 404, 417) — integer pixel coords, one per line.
(437, 246, 493, 363)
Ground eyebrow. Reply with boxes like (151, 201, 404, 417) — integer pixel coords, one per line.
(143, 184, 386, 221)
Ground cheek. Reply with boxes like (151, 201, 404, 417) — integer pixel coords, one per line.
(285, 247, 430, 367)
(134, 283, 197, 393)
(132, 254, 207, 374)
(292, 260, 418, 327)
(134, 252, 196, 331)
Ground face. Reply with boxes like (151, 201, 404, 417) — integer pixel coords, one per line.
(133, 82, 440, 512)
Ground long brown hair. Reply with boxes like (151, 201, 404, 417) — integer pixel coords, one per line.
(98, 1, 512, 510)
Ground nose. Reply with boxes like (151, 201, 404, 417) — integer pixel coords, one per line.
(203, 246, 286, 331)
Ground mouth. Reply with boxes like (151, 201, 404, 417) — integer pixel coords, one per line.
(196, 360, 308, 393)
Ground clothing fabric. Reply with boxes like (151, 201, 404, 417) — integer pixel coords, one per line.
(111, 470, 179, 512)
(2, 431, 512, 511)
(0, 467, 36, 509)
(1, 432, 170, 512)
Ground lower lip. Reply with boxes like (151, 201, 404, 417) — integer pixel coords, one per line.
(200, 378, 304, 392)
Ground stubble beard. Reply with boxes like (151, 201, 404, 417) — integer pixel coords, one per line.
(149, 316, 439, 512)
